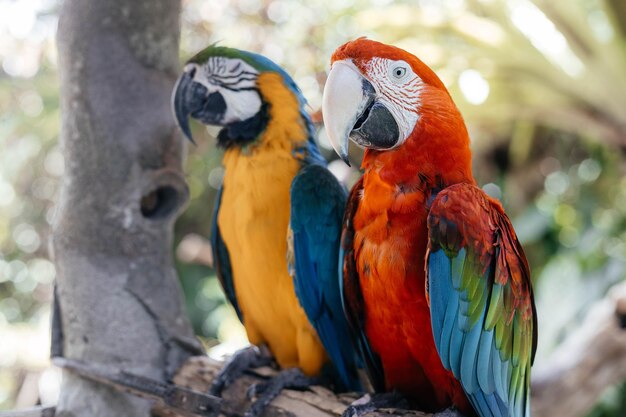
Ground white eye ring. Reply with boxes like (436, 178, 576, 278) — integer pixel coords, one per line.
(389, 61, 411, 83)
(392, 67, 407, 79)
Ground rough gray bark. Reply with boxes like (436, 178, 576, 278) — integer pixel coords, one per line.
(53, 1, 203, 416)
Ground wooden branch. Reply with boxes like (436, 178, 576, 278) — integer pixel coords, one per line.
(154, 356, 430, 417)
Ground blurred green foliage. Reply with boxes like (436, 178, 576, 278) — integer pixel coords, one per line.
(1, 0, 625, 414)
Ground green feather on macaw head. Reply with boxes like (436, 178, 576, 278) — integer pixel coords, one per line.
(189, 44, 291, 79)
(188, 43, 310, 115)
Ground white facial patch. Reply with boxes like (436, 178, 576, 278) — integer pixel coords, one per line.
(218, 88, 262, 125)
(187, 58, 263, 124)
(365, 57, 424, 145)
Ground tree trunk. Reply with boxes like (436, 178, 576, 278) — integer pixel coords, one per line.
(53, 1, 203, 416)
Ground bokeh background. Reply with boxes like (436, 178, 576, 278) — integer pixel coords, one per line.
(2, 0, 626, 414)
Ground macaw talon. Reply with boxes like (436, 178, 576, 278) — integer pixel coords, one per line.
(432, 407, 466, 417)
(341, 392, 409, 417)
(245, 368, 318, 417)
(209, 345, 274, 397)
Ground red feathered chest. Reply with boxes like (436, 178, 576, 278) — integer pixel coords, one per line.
(351, 167, 475, 415)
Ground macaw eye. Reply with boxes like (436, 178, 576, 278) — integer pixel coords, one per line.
(393, 67, 407, 78)
(388, 61, 411, 82)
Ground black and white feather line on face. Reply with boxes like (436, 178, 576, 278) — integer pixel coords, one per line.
(172, 54, 274, 148)
(184, 57, 263, 126)
(199, 57, 259, 91)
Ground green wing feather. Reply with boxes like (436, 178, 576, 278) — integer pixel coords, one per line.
(427, 183, 537, 417)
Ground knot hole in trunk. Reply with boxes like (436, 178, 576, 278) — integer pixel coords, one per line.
(140, 170, 189, 221)
(141, 186, 179, 219)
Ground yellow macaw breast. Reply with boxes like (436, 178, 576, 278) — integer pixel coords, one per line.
(217, 72, 327, 375)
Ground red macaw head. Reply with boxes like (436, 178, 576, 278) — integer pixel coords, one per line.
(323, 38, 463, 165)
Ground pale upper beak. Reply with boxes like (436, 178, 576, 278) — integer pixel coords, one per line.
(323, 59, 400, 166)
(322, 60, 375, 166)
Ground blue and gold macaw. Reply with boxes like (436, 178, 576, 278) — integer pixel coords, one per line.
(172, 46, 361, 414)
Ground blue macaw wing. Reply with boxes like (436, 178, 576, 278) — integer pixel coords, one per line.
(427, 183, 537, 417)
(338, 177, 385, 392)
(289, 164, 361, 391)
(212, 185, 243, 322)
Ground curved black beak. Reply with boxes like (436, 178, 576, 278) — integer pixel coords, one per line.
(350, 100, 399, 151)
(172, 69, 197, 144)
(172, 67, 228, 144)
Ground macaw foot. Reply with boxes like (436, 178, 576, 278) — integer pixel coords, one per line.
(342, 392, 409, 417)
(433, 407, 465, 417)
(209, 345, 274, 397)
(245, 367, 317, 417)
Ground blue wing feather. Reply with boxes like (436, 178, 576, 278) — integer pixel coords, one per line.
(290, 164, 361, 391)
(477, 328, 495, 394)
(461, 319, 482, 394)
(211, 185, 243, 321)
(427, 183, 536, 417)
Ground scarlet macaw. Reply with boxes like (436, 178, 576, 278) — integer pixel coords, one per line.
(172, 46, 361, 414)
(322, 38, 537, 417)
